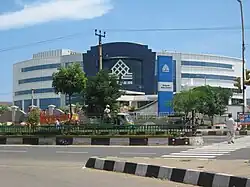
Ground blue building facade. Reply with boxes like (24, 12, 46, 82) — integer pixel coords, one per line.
(83, 42, 156, 94)
(157, 56, 174, 114)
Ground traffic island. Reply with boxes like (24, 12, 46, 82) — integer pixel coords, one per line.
(85, 157, 250, 187)
(0, 135, 204, 146)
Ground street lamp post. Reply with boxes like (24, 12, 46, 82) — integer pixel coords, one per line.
(237, 0, 246, 114)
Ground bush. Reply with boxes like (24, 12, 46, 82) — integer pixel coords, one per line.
(27, 108, 40, 126)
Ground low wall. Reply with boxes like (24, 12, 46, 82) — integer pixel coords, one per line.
(197, 129, 250, 136)
(0, 136, 203, 146)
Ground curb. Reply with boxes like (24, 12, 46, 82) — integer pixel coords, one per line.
(198, 130, 250, 136)
(85, 157, 250, 187)
(0, 136, 203, 146)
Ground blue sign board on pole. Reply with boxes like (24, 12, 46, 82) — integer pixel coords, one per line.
(157, 55, 174, 115)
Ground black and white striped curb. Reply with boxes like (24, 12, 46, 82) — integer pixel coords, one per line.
(198, 130, 250, 136)
(0, 136, 203, 146)
(85, 157, 250, 187)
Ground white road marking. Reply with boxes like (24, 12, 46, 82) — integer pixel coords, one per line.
(161, 136, 250, 159)
(171, 153, 225, 156)
(162, 155, 216, 158)
(56, 151, 88, 154)
(120, 152, 156, 155)
(0, 150, 27, 153)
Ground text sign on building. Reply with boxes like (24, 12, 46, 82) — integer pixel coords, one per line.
(110, 59, 133, 85)
(158, 82, 173, 92)
(157, 56, 174, 115)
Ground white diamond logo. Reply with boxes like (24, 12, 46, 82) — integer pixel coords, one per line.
(111, 59, 133, 80)
(162, 64, 169, 73)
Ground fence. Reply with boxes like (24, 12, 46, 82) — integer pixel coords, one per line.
(0, 124, 193, 136)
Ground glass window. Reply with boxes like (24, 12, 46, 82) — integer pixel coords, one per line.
(181, 61, 233, 69)
(15, 88, 55, 96)
(24, 99, 37, 112)
(65, 61, 83, 67)
(40, 98, 61, 109)
(18, 76, 52, 84)
(14, 100, 22, 109)
(181, 73, 235, 81)
(65, 93, 82, 105)
(21, 63, 61, 72)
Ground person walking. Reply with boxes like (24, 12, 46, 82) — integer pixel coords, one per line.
(226, 113, 236, 144)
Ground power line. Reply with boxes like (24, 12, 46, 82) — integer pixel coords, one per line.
(106, 26, 250, 32)
(0, 26, 249, 53)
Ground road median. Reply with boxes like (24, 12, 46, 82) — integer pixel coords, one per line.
(85, 157, 250, 187)
(0, 135, 203, 146)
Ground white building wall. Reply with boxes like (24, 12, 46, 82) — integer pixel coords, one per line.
(157, 51, 243, 91)
(156, 51, 244, 115)
(13, 49, 82, 110)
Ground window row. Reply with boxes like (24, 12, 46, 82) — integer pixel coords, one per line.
(14, 98, 61, 112)
(181, 61, 233, 69)
(181, 73, 235, 81)
(15, 88, 55, 96)
(21, 63, 61, 72)
(18, 76, 52, 84)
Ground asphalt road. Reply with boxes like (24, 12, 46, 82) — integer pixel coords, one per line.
(0, 136, 247, 161)
(0, 145, 190, 161)
(0, 159, 196, 187)
(202, 135, 241, 145)
(0, 136, 247, 187)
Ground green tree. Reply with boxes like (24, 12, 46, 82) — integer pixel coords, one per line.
(173, 89, 203, 118)
(52, 63, 87, 119)
(194, 86, 232, 125)
(27, 108, 40, 126)
(0, 105, 9, 115)
(84, 70, 123, 116)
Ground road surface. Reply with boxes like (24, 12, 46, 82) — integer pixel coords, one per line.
(0, 135, 249, 187)
(0, 158, 196, 187)
(0, 136, 248, 161)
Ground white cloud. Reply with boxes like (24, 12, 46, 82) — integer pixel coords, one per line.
(0, 0, 113, 30)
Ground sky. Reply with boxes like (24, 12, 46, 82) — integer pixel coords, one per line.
(0, 0, 249, 101)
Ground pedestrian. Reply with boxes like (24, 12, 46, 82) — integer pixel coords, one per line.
(226, 113, 236, 144)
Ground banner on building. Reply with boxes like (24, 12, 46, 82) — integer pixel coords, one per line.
(157, 56, 174, 115)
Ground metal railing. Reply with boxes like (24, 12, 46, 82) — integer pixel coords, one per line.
(0, 124, 194, 136)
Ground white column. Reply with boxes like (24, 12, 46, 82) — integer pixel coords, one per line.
(48, 105, 56, 116)
(37, 99, 40, 108)
(11, 106, 18, 124)
(21, 100, 24, 111)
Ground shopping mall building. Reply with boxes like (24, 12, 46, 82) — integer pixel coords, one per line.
(13, 42, 243, 114)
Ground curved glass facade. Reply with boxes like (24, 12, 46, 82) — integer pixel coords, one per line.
(15, 88, 55, 96)
(18, 76, 52, 84)
(181, 73, 235, 81)
(21, 63, 60, 72)
(181, 61, 233, 69)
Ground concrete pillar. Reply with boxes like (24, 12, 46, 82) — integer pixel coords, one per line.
(11, 106, 18, 124)
(37, 99, 40, 108)
(48, 105, 56, 116)
(228, 97, 232, 105)
(21, 100, 24, 111)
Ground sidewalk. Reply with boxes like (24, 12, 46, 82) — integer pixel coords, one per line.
(105, 157, 250, 178)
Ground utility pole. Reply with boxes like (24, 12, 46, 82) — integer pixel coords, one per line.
(237, 0, 246, 114)
(95, 29, 106, 71)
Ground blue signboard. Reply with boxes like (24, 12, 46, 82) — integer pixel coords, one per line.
(238, 113, 250, 123)
(157, 55, 174, 115)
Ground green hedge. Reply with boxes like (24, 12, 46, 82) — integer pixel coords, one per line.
(0, 125, 188, 137)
